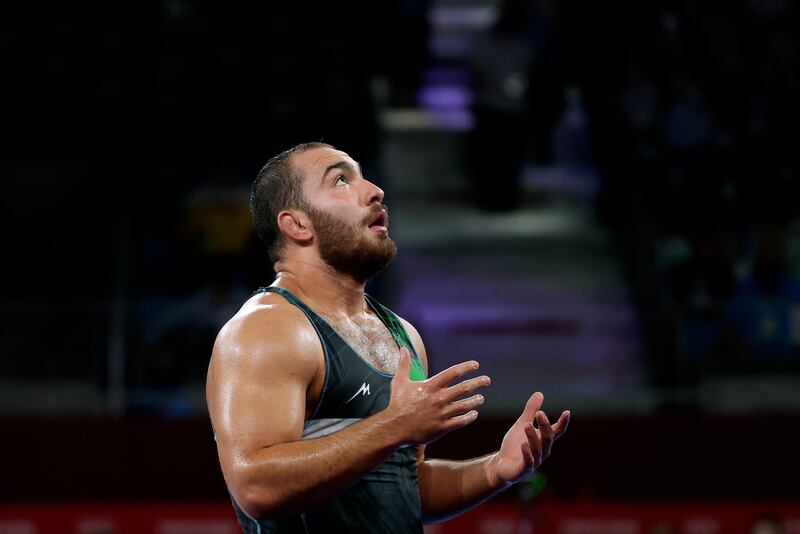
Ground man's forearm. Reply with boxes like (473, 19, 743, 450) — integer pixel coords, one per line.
(235, 411, 401, 519)
(417, 453, 511, 523)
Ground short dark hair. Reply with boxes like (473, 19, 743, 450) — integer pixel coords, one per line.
(250, 142, 333, 263)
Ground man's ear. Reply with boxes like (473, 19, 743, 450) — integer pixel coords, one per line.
(277, 209, 313, 243)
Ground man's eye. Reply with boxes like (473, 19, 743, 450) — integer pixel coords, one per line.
(335, 175, 348, 185)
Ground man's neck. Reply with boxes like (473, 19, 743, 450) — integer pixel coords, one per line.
(273, 257, 368, 317)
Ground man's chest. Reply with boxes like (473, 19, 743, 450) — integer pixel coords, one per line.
(321, 313, 399, 374)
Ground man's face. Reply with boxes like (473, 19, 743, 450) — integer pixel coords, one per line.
(292, 147, 397, 282)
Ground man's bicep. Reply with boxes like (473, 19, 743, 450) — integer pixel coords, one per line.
(215, 352, 307, 447)
(208, 322, 316, 469)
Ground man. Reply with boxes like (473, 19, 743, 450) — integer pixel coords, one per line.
(206, 142, 570, 533)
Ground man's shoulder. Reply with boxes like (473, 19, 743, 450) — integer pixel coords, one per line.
(213, 290, 320, 364)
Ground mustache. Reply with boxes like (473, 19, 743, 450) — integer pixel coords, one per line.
(361, 203, 389, 225)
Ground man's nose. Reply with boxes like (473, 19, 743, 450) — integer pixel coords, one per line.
(364, 179, 385, 205)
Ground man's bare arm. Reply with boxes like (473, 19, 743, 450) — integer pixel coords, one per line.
(416, 447, 506, 523)
(207, 299, 489, 521)
(416, 398, 568, 524)
(400, 318, 570, 523)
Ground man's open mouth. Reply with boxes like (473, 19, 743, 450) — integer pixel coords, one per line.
(368, 210, 388, 229)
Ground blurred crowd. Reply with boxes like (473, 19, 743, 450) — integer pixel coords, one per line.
(464, 0, 799, 383)
(2, 0, 798, 413)
(613, 0, 800, 381)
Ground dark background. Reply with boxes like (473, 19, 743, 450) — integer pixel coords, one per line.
(2, 0, 799, 525)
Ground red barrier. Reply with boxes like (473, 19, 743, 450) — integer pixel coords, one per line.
(1, 501, 799, 534)
(428, 501, 800, 534)
(0, 503, 239, 534)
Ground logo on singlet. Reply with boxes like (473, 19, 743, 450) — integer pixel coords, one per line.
(345, 382, 371, 404)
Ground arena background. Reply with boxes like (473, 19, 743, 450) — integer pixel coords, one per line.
(1, 1, 799, 533)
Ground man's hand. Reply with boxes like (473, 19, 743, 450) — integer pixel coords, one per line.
(386, 348, 491, 446)
(489, 392, 570, 486)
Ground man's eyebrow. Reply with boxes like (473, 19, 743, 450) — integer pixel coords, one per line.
(320, 160, 363, 183)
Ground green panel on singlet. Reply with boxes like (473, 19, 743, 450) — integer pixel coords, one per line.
(364, 294, 427, 381)
(409, 357, 427, 381)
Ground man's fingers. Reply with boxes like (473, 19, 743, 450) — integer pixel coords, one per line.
(443, 409, 479, 431)
(395, 347, 410, 379)
(443, 374, 491, 402)
(520, 439, 534, 468)
(525, 422, 543, 467)
(446, 393, 485, 416)
(429, 360, 481, 387)
(552, 410, 571, 440)
(537, 412, 554, 457)
(521, 392, 544, 421)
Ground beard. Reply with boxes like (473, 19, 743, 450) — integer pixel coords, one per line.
(306, 203, 397, 283)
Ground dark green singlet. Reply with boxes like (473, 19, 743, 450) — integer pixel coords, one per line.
(229, 286, 427, 533)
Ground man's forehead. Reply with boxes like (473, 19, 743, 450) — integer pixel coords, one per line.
(294, 146, 355, 171)
(291, 147, 364, 193)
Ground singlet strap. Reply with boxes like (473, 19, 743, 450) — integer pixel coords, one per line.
(256, 286, 331, 420)
(257, 285, 313, 313)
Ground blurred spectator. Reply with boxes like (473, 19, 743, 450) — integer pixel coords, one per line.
(469, 0, 535, 211)
(750, 512, 786, 534)
(129, 159, 253, 397)
(551, 85, 593, 168)
(647, 522, 674, 534)
(723, 224, 800, 368)
(180, 160, 253, 261)
(662, 80, 712, 153)
(139, 263, 249, 383)
(666, 227, 738, 373)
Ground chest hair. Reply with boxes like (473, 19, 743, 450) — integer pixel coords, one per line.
(320, 312, 399, 374)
